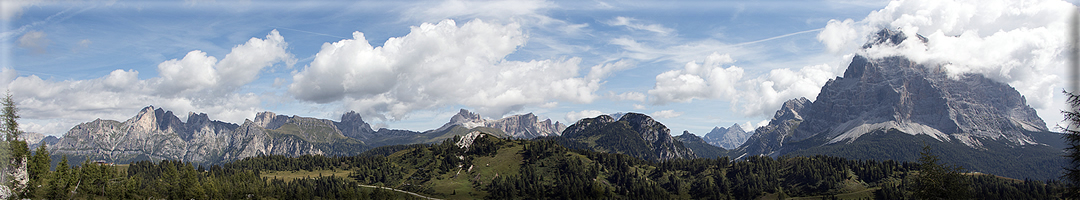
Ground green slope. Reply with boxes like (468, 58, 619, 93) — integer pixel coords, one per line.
(782, 128, 1065, 181)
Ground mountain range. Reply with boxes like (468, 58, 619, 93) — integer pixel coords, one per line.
(33, 28, 1066, 180)
(46, 107, 565, 164)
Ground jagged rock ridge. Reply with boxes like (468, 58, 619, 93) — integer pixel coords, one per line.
(50, 106, 369, 164)
(735, 29, 1049, 157)
(702, 123, 750, 149)
(736, 97, 812, 158)
(726, 29, 1060, 180)
(435, 109, 565, 139)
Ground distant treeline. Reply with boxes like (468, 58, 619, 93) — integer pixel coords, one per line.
(18, 134, 1065, 199)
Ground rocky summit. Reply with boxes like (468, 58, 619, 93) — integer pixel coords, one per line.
(434, 109, 565, 139)
(50, 106, 367, 164)
(730, 29, 1061, 180)
(558, 113, 696, 161)
(702, 123, 750, 149)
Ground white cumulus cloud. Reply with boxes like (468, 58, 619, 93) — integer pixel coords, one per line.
(565, 110, 605, 123)
(648, 52, 843, 117)
(4, 30, 292, 136)
(290, 19, 616, 121)
(650, 110, 682, 119)
(609, 91, 646, 102)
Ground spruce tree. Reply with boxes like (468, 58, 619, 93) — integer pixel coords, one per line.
(1063, 91, 1080, 198)
(1, 93, 18, 142)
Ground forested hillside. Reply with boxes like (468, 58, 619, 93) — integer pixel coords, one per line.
(18, 133, 1063, 199)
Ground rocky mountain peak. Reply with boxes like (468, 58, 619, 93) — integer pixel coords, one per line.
(336, 111, 375, 140)
(129, 106, 186, 134)
(710, 126, 727, 134)
(703, 123, 752, 150)
(253, 111, 289, 129)
(862, 28, 927, 49)
(617, 113, 667, 143)
(729, 123, 744, 132)
(340, 111, 365, 124)
(186, 112, 211, 126)
(773, 97, 812, 122)
(435, 109, 563, 139)
(560, 113, 695, 161)
(796, 51, 1047, 146)
(677, 130, 706, 143)
(452, 109, 483, 122)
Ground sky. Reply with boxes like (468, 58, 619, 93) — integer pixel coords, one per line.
(0, 0, 1076, 137)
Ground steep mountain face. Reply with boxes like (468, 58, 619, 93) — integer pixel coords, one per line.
(675, 131, 727, 159)
(434, 109, 565, 139)
(732, 29, 1060, 180)
(797, 30, 1046, 146)
(558, 113, 696, 161)
(702, 123, 750, 149)
(50, 106, 368, 164)
(335, 111, 376, 140)
(735, 98, 812, 157)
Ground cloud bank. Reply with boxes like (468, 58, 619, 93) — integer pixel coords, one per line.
(648, 52, 843, 117)
(6, 30, 293, 135)
(290, 19, 615, 120)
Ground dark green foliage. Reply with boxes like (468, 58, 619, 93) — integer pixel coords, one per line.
(552, 118, 663, 161)
(18, 132, 1065, 199)
(913, 145, 972, 199)
(676, 133, 729, 159)
(787, 128, 1065, 181)
(2, 92, 20, 142)
(1064, 90, 1080, 198)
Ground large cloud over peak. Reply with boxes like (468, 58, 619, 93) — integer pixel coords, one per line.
(290, 19, 612, 121)
(817, 0, 1074, 125)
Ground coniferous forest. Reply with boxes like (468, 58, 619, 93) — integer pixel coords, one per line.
(11, 133, 1066, 199)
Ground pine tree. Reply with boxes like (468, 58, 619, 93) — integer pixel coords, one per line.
(2, 92, 19, 142)
(1063, 90, 1080, 198)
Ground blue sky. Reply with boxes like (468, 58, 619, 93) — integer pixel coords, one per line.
(1, 0, 1075, 137)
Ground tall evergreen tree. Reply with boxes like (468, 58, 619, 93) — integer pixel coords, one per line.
(1064, 91, 1080, 199)
(2, 92, 19, 142)
(1, 91, 27, 198)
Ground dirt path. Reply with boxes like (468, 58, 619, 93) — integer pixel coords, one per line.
(358, 184, 443, 200)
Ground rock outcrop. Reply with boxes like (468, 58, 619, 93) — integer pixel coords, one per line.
(736, 98, 812, 157)
(702, 123, 751, 149)
(435, 109, 565, 139)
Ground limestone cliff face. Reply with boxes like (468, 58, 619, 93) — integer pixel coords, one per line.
(735, 98, 812, 157)
(702, 123, 750, 149)
(51, 106, 366, 164)
(796, 54, 1046, 147)
(734, 29, 1051, 158)
(434, 109, 565, 139)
